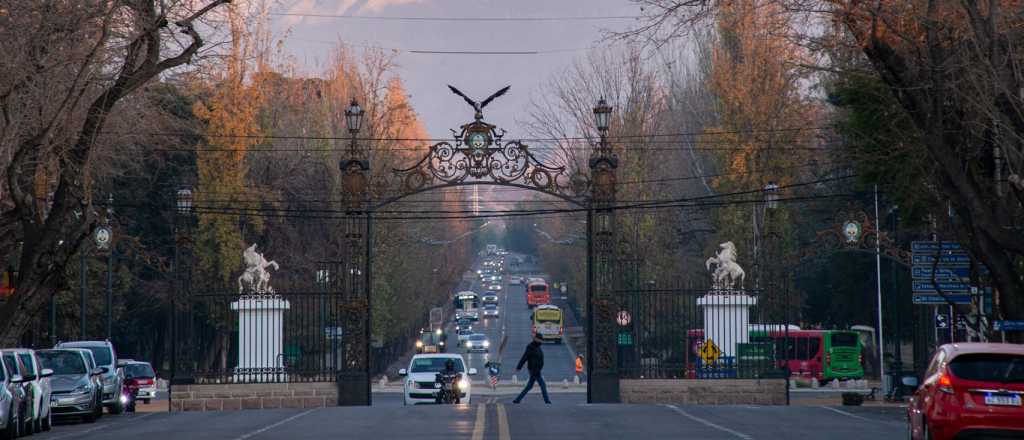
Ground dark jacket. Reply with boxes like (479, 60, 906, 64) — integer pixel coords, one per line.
(516, 341, 544, 376)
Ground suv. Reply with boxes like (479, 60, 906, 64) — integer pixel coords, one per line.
(0, 352, 29, 438)
(6, 349, 53, 433)
(55, 341, 124, 414)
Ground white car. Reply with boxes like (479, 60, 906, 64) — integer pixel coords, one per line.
(509, 277, 521, 285)
(483, 305, 499, 318)
(6, 348, 54, 433)
(399, 354, 476, 405)
(488, 284, 502, 291)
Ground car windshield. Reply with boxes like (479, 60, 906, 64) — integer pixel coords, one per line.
(18, 353, 35, 374)
(949, 353, 1024, 383)
(38, 351, 87, 375)
(124, 363, 155, 379)
(530, 285, 546, 292)
(2, 354, 19, 376)
(469, 334, 487, 341)
(85, 347, 113, 366)
(484, 304, 497, 309)
(410, 357, 465, 373)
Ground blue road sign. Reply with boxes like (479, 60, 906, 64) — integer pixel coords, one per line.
(912, 266, 972, 280)
(913, 281, 972, 292)
(911, 254, 971, 266)
(911, 241, 963, 253)
(912, 294, 972, 304)
(993, 320, 1024, 332)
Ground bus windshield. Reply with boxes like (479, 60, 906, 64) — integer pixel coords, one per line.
(830, 333, 858, 347)
(535, 309, 561, 323)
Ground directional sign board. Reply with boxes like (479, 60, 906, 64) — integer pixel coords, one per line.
(993, 320, 1024, 332)
(913, 294, 972, 304)
(912, 266, 972, 280)
(699, 339, 721, 364)
(934, 313, 949, 329)
(911, 241, 963, 253)
(912, 281, 972, 293)
(911, 254, 972, 266)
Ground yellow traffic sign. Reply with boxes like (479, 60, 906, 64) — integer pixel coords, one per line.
(699, 339, 721, 364)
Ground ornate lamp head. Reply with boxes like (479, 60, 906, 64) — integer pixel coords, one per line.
(345, 99, 364, 135)
(593, 98, 612, 134)
(176, 188, 193, 214)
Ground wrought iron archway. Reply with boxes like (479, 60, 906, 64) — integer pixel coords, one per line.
(335, 101, 622, 405)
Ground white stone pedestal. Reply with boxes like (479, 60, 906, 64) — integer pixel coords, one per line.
(231, 296, 290, 382)
(697, 292, 757, 361)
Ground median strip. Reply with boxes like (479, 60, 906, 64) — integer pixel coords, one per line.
(471, 403, 486, 440)
(497, 403, 511, 440)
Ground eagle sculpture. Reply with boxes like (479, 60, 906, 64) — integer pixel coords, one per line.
(447, 85, 510, 119)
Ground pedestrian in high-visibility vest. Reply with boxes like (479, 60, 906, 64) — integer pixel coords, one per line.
(575, 354, 584, 384)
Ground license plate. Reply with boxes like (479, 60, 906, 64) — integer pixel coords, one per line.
(984, 394, 1022, 406)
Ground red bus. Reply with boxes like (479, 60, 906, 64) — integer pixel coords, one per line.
(525, 278, 550, 308)
(685, 328, 863, 382)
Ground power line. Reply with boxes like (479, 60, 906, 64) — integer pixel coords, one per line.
(267, 12, 642, 22)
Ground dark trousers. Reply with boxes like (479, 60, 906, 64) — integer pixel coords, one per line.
(514, 373, 551, 403)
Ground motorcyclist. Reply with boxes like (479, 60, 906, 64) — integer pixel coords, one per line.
(436, 359, 461, 404)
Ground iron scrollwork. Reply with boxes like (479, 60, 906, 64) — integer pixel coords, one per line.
(390, 120, 587, 201)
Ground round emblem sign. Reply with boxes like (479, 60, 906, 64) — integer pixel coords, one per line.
(93, 226, 112, 250)
(616, 310, 631, 327)
(467, 132, 488, 149)
(842, 221, 862, 243)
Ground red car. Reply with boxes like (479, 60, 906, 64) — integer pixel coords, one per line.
(908, 343, 1024, 439)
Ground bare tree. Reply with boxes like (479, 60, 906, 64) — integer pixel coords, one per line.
(0, 0, 231, 345)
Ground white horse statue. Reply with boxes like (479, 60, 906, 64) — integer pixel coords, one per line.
(238, 244, 280, 294)
(705, 241, 746, 290)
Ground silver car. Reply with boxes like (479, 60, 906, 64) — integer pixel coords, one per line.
(0, 352, 29, 438)
(5, 349, 54, 433)
(37, 349, 105, 423)
(56, 340, 124, 414)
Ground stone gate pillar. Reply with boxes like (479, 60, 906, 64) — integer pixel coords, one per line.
(338, 158, 371, 406)
(588, 151, 619, 403)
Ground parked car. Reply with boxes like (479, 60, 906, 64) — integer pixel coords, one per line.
(0, 351, 29, 438)
(37, 349, 105, 423)
(119, 361, 157, 404)
(398, 354, 476, 405)
(56, 340, 124, 414)
(907, 342, 1024, 440)
(7, 348, 53, 432)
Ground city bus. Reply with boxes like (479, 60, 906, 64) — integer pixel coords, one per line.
(453, 291, 480, 321)
(525, 278, 550, 308)
(685, 328, 864, 382)
(532, 305, 563, 343)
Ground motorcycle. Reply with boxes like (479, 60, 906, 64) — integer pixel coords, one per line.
(434, 371, 461, 404)
(121, 380, 140, 413)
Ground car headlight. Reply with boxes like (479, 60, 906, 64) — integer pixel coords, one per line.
(483, 341, 490, 347)
(439, 341, 445, 346)
(416, 340, 424, 348)
(71, 385, 91, 395)
(458, 378, 470, 389)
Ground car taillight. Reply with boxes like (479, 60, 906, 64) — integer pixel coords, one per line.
(139, 378, 153, 385)
(938, 371, 954, 394)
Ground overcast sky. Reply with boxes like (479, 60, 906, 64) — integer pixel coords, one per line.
(270, 0, 640, 139)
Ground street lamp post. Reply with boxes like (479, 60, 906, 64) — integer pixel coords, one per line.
(588, 97, 619, 403)
(172, 187, 193, 386)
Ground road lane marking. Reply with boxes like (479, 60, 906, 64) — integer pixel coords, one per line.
(817, 406, 903, 426)
(232, 408, 317, 440)
(47, 413, 159, 439)
(497, 403, 511, 440)
(664, 404, 753, 440)
(471, 403, 486, 440)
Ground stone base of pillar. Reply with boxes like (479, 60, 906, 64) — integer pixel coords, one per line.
(589, 370, 620, 403)
(336, 371, 370, 406)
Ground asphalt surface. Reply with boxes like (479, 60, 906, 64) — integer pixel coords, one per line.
(39, 394, 909, 439)
(457, 254, 578, 385)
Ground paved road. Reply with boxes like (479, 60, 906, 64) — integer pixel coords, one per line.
(38, 397, 908, 439)
(452, 253, 578, 390)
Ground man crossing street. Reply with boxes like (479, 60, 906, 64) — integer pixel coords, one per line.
(575, 354, 584, 383)
(513, 334, 551, 404)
